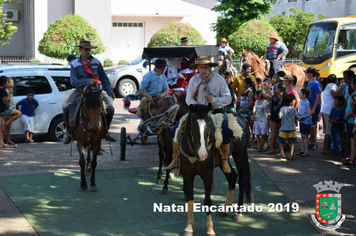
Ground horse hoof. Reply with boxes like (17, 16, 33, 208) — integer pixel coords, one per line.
(216, 211, 227, 217)
(233, 213, 243, 221)
(207, 230, 216, 236)
(156, 179, 163, 184)
(161, 189, 168, 195)
(90, 186, 98, 192)
(169, 172, 175, 180)
(81, 184, 88, 191)
(184, 231, 193, 236)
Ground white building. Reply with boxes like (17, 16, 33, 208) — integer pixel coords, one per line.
(271, 0, 356, 20)
(0, 0, 218, 63)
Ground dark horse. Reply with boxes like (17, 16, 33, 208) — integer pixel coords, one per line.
(155, 94, 188, 194)
(76, 86, 106, 192)
(241, 49, 306, 91)
(218, 53, 235, 78)
(180, 104, 253, 235)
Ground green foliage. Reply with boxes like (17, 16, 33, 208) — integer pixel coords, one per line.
(38, 14, 105, 59)
(212, 0, 276, 41)
(118, 60, 128, 65)
(104, 58, 113, 67)
(269, 8, 324, 58)
(228, 18, 278, 57)
(0, 0, 18, 47)
(148, 20, 206, 47)
(30, 58, 40, 63)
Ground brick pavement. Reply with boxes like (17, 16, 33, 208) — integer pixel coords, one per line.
(0, 99, 355, 235)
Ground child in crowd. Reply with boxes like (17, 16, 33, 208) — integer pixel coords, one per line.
(223, 71, 236, 114)
(256, 77, 262, 91)
(297, 88, 312, 157)
(4, 78, 15, 146)
(277, 94, 299, 160)
(237, 78, 255, 145)
(0, 76, 22, 148)
(252, 90, 269, 151)
(329, 95, 346, 159)
(265, 83, 286, 154)
(16, 89, 39, 143)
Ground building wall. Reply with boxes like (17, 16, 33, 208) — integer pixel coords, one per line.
(0, 2, 24, 57)
(48, 0, 73, 25)
(271, 0, 356, 20)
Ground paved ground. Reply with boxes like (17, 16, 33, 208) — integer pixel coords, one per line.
(0, 99, 355, 235)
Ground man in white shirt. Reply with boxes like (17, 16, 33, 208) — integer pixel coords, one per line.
(166, 56, 233, 173)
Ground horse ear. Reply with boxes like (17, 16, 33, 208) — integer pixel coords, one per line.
(79, 89, 86, 97)
(243, 49, 246, 53)
(206, 103, 212, 112)
(189, 104, 196, 113)
(97, 89, 103, 96)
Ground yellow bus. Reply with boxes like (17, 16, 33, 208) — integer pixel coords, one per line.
(302, 16, 356, 80)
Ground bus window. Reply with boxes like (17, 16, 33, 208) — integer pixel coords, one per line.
(336, 24, 356, 58)
(304, 23, 337, 58)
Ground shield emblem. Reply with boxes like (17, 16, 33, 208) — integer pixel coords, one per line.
(316, 193, 342, 224)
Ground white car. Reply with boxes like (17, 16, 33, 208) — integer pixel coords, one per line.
(105, 57, 155, 97)
(0, 65, 72, 141)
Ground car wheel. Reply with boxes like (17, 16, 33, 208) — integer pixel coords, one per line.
(48, 116, 67, 141)
(116, 78, 137, 98)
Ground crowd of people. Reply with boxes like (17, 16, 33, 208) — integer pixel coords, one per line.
(227, 64, 356, 166)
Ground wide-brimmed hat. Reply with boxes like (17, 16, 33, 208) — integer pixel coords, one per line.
(284, 75, 294, 83)
(219, 38, 229, 44)
(153, 59, 166, 67)
(76, 39, 97, 49)
(269, 33, 279, 41)
(190, 56, 219, 69)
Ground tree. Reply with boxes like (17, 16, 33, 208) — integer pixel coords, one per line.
(0, 0, 17, 47)
(269, 8, 324, 58)
(147, 20, 206, 47)
(228, 18, 278, 57)
(38, 14, 105, 59)
(212, 0, 276, 41)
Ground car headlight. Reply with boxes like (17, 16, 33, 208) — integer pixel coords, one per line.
(136, 68, 142, 73)
(105, 70, 116, 76)
(322, 61, 332, 71)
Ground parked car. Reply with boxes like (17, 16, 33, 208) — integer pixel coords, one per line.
(0, 64, 73, 141)
(105, 57, 156, 98)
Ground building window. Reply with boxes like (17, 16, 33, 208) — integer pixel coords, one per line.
(287, 0, 297, 3)
(277, 0, 283, 5)
(112, 22, 144, 28)
(306, 0, 318, 2)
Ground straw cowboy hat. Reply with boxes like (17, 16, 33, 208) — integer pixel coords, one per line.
(269, 33, 279, 41)
(190, 56, 219, 69)
(76, 39, 97, 49)
(219, 38, 229, 44)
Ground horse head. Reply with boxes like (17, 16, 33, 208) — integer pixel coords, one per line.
(175, 93, 189, 116)
(186, 103, 213, 161)
(79, 88, 103, 133)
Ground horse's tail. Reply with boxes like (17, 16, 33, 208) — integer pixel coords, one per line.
(243, 149, 254, 204)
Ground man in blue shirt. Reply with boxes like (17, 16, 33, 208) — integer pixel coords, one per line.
(63, 40, 116, 144)
(138, 59, 169, 120)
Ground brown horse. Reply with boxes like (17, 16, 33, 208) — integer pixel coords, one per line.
(241, 50, 306, 91)
(76, 85, 106, 192)
(219, 54, 235, 78)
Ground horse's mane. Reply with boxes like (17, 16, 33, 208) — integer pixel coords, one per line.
(84, 91, 101, 109)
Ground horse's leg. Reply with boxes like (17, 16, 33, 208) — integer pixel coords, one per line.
(232, 148, 253, 221)
(162, 144, 173, 195)
(156, 143, 164, 184)
(86, 145, 92, 172)
(216, 161, 237, 217)
(89, 143, 100, 192)
(202, 172, 215, 236)
(183, 173, 195, 236)
(78, 142, 87, 190)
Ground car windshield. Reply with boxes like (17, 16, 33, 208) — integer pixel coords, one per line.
(304, 23, 337, 58)
(129, 58, 143, 65)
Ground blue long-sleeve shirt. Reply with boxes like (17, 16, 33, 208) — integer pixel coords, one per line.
(70, 55, 114, 95)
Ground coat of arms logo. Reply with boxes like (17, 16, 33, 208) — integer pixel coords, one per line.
(311, 180, 346, 230)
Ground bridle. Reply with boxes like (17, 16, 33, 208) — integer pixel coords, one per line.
(79, 97, 103, 140)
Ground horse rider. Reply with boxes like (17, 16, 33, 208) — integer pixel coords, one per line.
(165, 56, 233, 174)
(138, 59, 169, 121)
(218, 38, 237, 75)
(263, 33, 289, 79)
(181, 37, 189, 46)
(63, 39, 116, 144)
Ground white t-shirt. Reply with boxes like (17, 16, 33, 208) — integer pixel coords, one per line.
(322, 83, 337, 115)
(254, 100, 269, 125)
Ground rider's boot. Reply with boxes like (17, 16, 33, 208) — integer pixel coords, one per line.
(64, 105, 76, 144)
(103, 111, 117, 142)
(219, 143, 231, 174)
(165, 141, 179, 171)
